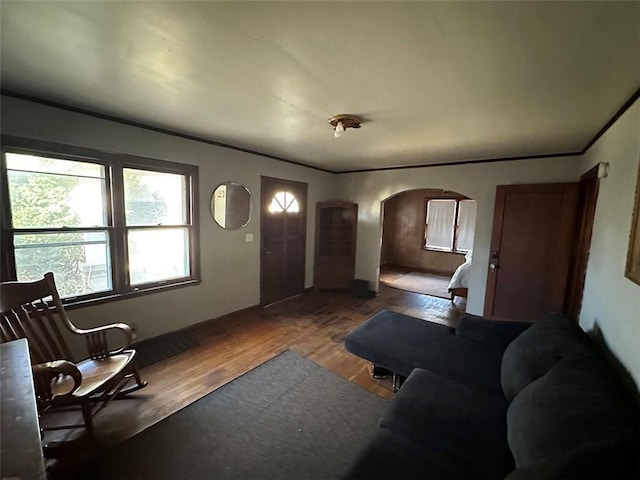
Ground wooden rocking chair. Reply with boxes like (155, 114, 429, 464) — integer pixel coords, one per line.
(0, 272, 147, 441)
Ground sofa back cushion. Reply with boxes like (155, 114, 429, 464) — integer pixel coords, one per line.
(506, 434, 640, 479)
(506, 354, 638, 470)
(501, 315, 593, 400)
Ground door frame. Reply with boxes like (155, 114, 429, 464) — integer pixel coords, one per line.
(259, 176, 308, 306)
(483, 182, 579, 320)
(564, 165, 600, 319)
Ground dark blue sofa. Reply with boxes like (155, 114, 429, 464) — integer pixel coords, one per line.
(344, 310, 639, 479)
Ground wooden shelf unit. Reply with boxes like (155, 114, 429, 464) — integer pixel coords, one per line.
(314, 201, 358, 289)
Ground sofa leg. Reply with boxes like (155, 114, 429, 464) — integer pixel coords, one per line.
(371, 364, 393, 379)
(392, 373, 406, 392)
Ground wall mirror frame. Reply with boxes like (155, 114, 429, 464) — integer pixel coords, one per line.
(211, 181, 251, 230)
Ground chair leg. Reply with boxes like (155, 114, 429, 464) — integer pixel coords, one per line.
(131, 362, 147, 388)
(81, 401, 93, 435)
(116, 364, 148, 397)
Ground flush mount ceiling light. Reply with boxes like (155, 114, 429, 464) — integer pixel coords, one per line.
(328, 114, 362, 138)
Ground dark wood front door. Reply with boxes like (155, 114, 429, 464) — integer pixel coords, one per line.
(260, 176, 307, 306)
(484, 183, 579, 321)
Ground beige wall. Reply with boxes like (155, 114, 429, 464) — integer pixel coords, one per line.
(0, 95, 337, 342)
(337, 156, 582, 315)
(578, 100, 640, 389)
(382, 189, 466, 275)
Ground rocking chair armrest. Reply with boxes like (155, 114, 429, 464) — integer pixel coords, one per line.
(78, 322, 134, 357)
(32, 360, 82, 401)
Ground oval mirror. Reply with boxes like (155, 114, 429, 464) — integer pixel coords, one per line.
(211, 182, 251, 230)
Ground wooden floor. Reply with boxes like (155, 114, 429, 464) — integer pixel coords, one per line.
(380, 264, 452, 299)
(47, 285, 466, 475)
(379, 264, 413, 283)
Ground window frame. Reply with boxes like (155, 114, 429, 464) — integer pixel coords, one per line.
(1, 135, 200, 308)
(423, 197, 475, 254)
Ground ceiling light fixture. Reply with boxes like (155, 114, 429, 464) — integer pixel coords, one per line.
(328, 114, 362, 138)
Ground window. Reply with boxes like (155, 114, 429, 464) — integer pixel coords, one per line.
(123, 168, 190, 286)
(456, 200, 477, 252)
(268, 191, 300, 213)
(424, 198, 476, 253)
(1, 142, 199, 304)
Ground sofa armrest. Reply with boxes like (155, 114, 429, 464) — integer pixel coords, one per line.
(456, 316, 532, 352)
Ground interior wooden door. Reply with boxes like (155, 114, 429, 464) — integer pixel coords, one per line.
(484, 183, 579, 321)
(565, 166, 600, 320)
(260, 176, 307, 306)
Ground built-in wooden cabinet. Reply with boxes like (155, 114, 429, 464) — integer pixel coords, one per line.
(314, 201, 358, 289)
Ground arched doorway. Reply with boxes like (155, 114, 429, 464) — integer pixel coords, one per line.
(380, 188, 476, 304)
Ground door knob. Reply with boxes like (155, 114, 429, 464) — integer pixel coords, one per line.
(489, 263, 498, 271)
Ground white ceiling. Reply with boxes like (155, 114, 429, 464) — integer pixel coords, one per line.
(1, 1, 638, 172)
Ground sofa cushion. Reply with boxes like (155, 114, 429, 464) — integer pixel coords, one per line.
(345, 309, 505, 393)
(507, 354, 639, 469)
(378, 368, 514, 478)
(506, 434, 640, 479)
(346, 310, 453, 361)
(455, 316, 532, 352)
(501, 315, 594, 400)
(344, 427, 479, 479)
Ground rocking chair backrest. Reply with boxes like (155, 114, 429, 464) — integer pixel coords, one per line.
(0, 272, 75, 364)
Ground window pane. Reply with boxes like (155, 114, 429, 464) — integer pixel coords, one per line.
(425, 200, 455, 250)
(268, 191, 299, 214)
(128, 228, 190, 285)
(6, 153, 104, 177)
(6, 153, 107, 228)
(14, 231, 112, 298)
(457, 200, 477, 252)
(124, 169, 186, 226)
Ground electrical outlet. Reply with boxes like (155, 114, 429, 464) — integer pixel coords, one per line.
(246, 233, 254, 242)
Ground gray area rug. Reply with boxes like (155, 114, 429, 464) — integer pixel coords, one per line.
(382, 271, 451, 299)
(78, 351, 388, 480)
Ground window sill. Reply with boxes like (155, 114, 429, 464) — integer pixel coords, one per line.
(63, 279, 201, 311)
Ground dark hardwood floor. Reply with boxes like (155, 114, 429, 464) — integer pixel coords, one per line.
(46, 285, 466, 475)
(379, 264, 413, 283)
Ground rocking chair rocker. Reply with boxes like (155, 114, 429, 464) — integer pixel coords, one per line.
(0, 272, 147, 440)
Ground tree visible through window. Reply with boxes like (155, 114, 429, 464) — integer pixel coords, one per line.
(6, 154, 109, 298)
(424, 198, 477, 253)
(1, 147, 199, 303)
(123, 168, 190, 286)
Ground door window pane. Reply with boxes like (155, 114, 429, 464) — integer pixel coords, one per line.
(128, 228, 190, 285)
(124, 168, 187, 226)
(6, 153, 107, 228)
(425, 200, 455, 250)
(268, 191, 299, 213)
(14, 231, 111, 298)
(457, 200, 477, 252)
